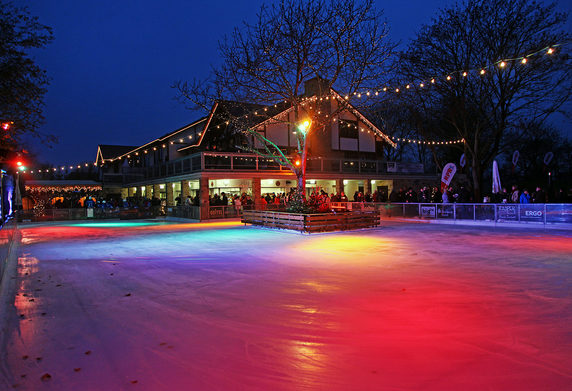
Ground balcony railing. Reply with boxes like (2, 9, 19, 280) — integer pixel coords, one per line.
(107, 152, 415, 186)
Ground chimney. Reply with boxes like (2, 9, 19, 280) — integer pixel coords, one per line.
(304, 77, 331, 97)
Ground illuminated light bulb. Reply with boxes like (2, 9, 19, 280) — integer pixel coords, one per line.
(366, 92, 370, 96)
(188, 136, 192, 139)
(446, 75, 451, 80)
(153, 147, 157, 151)
(521, 58, 527, 64)
(54, 168, 57, 171)
(69, 166, 73, 169)
(406, 84, 410, 89)
(162, 144, 166, 148)
(170, 141, 174, 145)
(395, 88, 399, 93)
(144, 150, 148, 154)
(462, 71, 467, 77)
(383, 87, 387, 91)
(499, 61, 506, 68)
(547, 48, 553, 54)
(77, 165, 80, 168)
(179, 138, 183, 142)
(420, 83, 424, 88)
(431, 79, 435, 84)
(127, 155, 131, 158)
(254, 111, 258, 115)
(135, 152, 139, 155)
(480, 69, 486, 75)
(344, 95, 349, 99)
(375, 91, 378, 95)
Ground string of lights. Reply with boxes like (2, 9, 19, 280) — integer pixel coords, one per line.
(21, 43, 565, 173)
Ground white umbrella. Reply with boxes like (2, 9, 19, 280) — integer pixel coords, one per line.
(492, 160, 502, 194)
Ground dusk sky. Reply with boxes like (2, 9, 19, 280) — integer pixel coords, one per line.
(22, 0, 572, 167)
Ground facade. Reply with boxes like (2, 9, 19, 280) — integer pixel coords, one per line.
(97, 79, 436, 218)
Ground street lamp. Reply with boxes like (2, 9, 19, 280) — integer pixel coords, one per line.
(297, 120, 311, 134)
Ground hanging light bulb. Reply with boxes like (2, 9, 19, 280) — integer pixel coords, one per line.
(521, 58, 527, 64)
(431, 78, 435, 84)
(462, 71, 467, 77)
(480, 69, 486, 75)
(547, 48, 554, 54)
(499, 61, 506, 68)
(446, 75, 451, 81)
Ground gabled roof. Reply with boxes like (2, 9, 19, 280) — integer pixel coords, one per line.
(177, 89, 396, 151)
(106, 118, 208, 162)
(96, 145, 137, 164)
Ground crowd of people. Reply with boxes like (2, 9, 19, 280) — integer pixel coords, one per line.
(22, 183, 572, 218)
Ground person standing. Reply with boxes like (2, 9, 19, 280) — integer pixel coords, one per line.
(519, 189, 531, 204)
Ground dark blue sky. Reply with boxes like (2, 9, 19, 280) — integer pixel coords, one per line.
(23, 0, 572, 166)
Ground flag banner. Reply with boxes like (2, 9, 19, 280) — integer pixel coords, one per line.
(441, 163, 457, 192)
(492, 160, 502, 194)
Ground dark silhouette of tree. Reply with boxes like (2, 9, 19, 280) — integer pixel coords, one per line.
(175, 0, 395, 209)
(0, 2, 54, 154)
(398, 0, 571, 200)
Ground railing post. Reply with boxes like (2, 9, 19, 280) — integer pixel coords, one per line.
(453, 203, 457, 221)
(256, 156, 259, 171)
(473, 204, 476, 221)
(494, 204, 497, 223)
(544, 204, 546, 226)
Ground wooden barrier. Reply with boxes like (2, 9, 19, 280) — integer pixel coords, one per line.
(242, 210, 380, 233)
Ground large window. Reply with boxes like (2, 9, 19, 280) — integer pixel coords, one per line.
(339, 119, 358, 139)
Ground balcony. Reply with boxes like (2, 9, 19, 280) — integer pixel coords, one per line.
(109, 152, 418, 186)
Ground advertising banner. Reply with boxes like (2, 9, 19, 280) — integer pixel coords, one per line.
(440, 163, 457, 192)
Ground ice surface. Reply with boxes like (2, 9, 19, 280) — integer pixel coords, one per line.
(1, 220, 571, 390)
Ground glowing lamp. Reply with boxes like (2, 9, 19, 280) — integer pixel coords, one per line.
(295, 160, 301, 166)
(297, 120, 310, 134)
(547, 48, 553, 54)
(500, 61, 506, 68)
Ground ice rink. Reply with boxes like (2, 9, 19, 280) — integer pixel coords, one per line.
(1, 220, 571, 390)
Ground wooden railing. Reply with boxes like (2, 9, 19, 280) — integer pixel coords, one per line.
(242, 210, 380, 233)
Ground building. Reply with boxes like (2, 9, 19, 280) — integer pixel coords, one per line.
(97, 79, 435, 219)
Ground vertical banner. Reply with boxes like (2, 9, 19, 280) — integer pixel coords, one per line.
(492, 160, 502, 194)
(441, 163, 457, 192)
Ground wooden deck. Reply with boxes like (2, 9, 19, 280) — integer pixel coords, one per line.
(241, 210, 380, 233)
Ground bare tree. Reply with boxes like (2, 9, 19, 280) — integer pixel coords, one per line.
(175, 0, 395, 209)
(398, 0, 571, 200)
(0, 2, 54, 152)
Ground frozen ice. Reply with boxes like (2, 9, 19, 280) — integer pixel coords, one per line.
(1, 220, 571, 390)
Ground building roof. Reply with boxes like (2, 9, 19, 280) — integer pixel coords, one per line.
(25, 180, 102, 187)
(97, 145, 138, 163)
